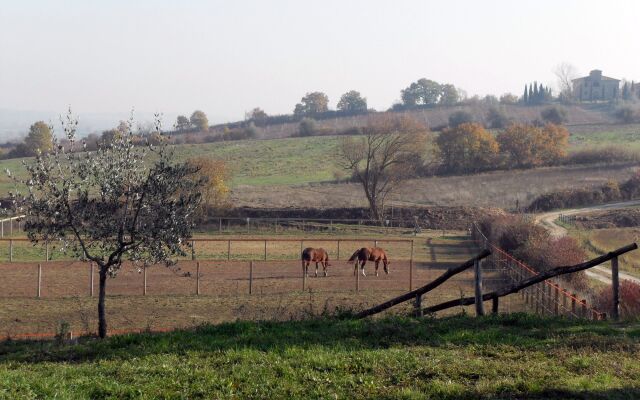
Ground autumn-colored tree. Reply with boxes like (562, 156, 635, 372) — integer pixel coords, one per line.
(497, 123, 569, 168)
(186, 157, 231, 219)
(337, 90, 367, 112)
(190, 110, 209, 132)
(435, 123, 499, 174)
(294, 92, 329, 117)
(24, 121, 53, 155)
(338, 115, 428, 221)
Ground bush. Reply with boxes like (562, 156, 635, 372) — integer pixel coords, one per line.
(496, 123, 569, 168)
(614, 106, 638, 124)
(540, 106, 568, 125)
(486, 107, 510, 129)
(448, 111, 474, 128)
(594, 280, 640, 319)
(298, 118, 317, 137)
(436, 123, 499, 174)
(564, 146, 640, 166)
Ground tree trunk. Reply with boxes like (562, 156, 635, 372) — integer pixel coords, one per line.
(98, 268, 108, 338)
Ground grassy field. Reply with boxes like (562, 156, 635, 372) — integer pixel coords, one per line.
(575, 227, 640, 278)
(1, 123, 639, 197)
(1, 314, 639, 399)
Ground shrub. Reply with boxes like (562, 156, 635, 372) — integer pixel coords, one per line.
(613, 106, 638, 124)
(435, 123, 499, 174)
(486, 107, 510, 129)
(298, 118, 317, 137)
(564, 146, 640, 165)
(496, 123, 569, 168)
(540, 106, 568, 125)
(448, 110, 474, 128)
(593, 280, 640, 319)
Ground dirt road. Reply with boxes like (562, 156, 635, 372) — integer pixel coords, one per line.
(534, 200, 640, 285)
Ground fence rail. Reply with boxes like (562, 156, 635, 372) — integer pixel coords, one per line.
(471, 223, 607, 320)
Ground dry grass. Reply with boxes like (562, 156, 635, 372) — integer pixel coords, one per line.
(582, 227, 640, 278)
(233, 163, 639, 210)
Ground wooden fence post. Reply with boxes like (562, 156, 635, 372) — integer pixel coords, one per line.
(227, 240, 231, 261)
(337, 240, 341, 260)
(1, 220, 3, 237)
(571, 294, 576, 317)
(492, 296, 499, 314)
(302, 260, 306, 291)
(474, 259, 484, 316)
(581, 299, 587, 319)
(409, 240, 414, 291)
(249, 261, 253, 295)
(89, 262, 94, 297)
(37, 263, 42, 298)
(554, 285, 559, 316)
(562, 289, 568, 315)
(191, 240, 195, 261)
(196, 261, 200, 296)
(9, 239, 13, 262)
(611, 256, 620, 321)
(45, 241, 49, 262)
(264, 241, 267, 261)
(275, 218, 278, 234)
(415, 294, 423, 317)
(143, 266, 147, 296)
(219, 218, 222, 233)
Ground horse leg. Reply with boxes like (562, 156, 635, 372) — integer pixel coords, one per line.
(384, 259, 389, 275)
(361, 260, 366, 277)
(315, 262, 319, 277)
(323, 261, 328, 277)
(375, 260, 380, 277)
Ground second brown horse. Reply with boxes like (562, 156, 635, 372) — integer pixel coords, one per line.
(301, 247, 331, 277)
(348, 247, 390, 277)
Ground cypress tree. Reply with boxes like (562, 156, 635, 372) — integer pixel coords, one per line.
(528, 83, 533, 105)
(524, 85, 529, 104)
(533, 82, 539, 104)
(622, 82, 630, 100)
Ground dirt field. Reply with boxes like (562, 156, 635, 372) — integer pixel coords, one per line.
(0, 234, 527, 338)
(232, 163, 639, 210)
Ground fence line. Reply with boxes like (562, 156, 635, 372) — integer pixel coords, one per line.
(471, 223, 606, 320)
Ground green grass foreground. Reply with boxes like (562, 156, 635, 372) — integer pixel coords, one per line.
(1, 314, 639, 399)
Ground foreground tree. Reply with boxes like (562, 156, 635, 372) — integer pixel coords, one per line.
(9, 111, 204, 338)
(338, 115, 428, 221)
(337, 90, 367, 112)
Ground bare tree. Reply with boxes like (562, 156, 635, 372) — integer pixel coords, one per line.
(338, 115, 428, 221)
(554, 63, 578, 101)
(9, 110, 204, 338)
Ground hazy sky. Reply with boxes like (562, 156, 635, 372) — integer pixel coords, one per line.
(1, 0, 639, 126)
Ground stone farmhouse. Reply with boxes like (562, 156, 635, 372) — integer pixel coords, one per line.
(572, 70, 620, 102)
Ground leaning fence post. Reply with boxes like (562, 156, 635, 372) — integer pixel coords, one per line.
(37, 263, 42, 298)
(611, 256, 620, 321)
(474, 258, 484, 316)
(196, 261, 200, 296)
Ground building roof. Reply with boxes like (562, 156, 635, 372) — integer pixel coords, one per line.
(572, 75, 620, 82)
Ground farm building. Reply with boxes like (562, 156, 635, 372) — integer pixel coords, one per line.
(572, 69, 620, 102)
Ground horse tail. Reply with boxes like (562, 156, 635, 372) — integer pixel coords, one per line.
(348, 249, 360, 262)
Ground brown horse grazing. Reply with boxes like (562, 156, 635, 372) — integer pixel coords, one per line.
(301, 247, 331, 277)
(348, 247, 390, 277)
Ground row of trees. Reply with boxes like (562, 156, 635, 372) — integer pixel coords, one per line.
(174, 110, 209, 132)
(400, 79, 461, 107)
(436, 122, 569, 174)
(522, 82, 553, 105)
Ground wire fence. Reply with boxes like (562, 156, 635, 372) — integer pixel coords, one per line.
(471, 224, 606, 320)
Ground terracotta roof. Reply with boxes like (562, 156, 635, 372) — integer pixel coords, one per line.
(572, 75, 620, 82)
